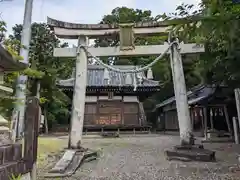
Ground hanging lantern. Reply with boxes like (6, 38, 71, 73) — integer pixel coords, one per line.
(147, 68, 153, 79)
(125, 73, 132, 85)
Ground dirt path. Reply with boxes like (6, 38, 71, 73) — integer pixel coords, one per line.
(37, 135, 240, 180)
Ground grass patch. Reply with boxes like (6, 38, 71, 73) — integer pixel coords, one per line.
(37, 137, 67, 167)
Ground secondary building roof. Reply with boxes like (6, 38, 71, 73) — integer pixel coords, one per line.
(153, 84, 217, 112)
(57, 65, 160, 92)
(0, 45, 27, 94)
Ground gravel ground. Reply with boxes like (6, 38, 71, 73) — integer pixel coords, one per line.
(37, 134, 240, 180)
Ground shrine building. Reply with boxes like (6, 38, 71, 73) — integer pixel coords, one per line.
(57, 64, 160, 132)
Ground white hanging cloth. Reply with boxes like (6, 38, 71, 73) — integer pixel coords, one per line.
(147, 68, 153, 79)
(125, 73, 132, 85)
(103, 68, 110, 85)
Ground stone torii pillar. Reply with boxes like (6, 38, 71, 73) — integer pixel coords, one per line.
(47, 17, 205, 148)
(68, 36, 88, 149)
(170, 39, 193, 145)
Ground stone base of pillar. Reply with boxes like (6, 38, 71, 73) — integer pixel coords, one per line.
(165, 145, 216, 162)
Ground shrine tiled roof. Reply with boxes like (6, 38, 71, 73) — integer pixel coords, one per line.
(57, 65, 160, 89)
(153, 84, 217, 112)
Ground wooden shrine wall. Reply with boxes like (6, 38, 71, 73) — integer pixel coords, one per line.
(160, 105, 230, 132)
(123, 103, 139, 125)
(164, 110, 179, 130)
(84, 101, 139, 126)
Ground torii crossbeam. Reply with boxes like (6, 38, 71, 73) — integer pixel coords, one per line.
(48, 17, 204, 57)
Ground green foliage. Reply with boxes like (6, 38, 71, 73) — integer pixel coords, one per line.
(39, 97, 48, 104)
(9, 174, 22, 180)
(169, 1, 240, 88)
(22, 68, 44, 78)
(0, 21, 48, 117)
(2, 22, 72, 127)
(0, 21, 21, 117)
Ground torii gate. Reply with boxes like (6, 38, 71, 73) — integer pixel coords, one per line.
(47, 17, 205, 149)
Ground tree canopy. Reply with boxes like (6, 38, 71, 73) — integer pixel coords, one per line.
(0, 22, 73, 127)
(1, 1, 240, 128)
(169, 1, 240, 87)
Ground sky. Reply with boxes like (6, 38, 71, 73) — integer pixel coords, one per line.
(0, 0, 201, 45)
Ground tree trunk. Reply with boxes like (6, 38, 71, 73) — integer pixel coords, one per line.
(170, 41, 194, 145)
(44, 106, 49, 134)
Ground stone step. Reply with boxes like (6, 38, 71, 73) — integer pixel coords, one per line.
(165, 146, 216, 162)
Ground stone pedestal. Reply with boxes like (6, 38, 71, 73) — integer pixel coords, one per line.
(165, 144, 216, 162)
(101, 132, 119, 138)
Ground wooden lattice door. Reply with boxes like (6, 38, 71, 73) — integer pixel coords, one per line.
(123, 103, 139, 125)
(98, 101, 122, 125)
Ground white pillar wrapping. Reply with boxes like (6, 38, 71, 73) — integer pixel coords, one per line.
(69, 36, 88, 149)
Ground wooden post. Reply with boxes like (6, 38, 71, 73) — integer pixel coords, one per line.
(190, 107, 194, 131)
(44, 106, 49, 134)
(69, 36, 88, 149)
(210, 108, 214, 130)
(234, 88, 240, 130)
(232, 117, 239, 144)
(223, 105, 232, 136)
(203, 107, 208, 140)
(200, 108, 204, 137)
(23, 97, 39, 180)
(170, 40, 193, 145)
